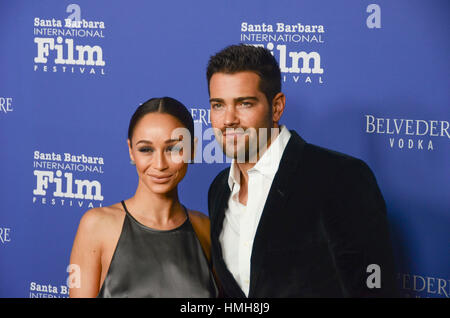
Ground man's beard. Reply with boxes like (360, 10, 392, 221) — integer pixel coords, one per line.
(214, 127, 277, 163)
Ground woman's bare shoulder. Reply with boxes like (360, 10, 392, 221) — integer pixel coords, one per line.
(77, 203, 125, 234)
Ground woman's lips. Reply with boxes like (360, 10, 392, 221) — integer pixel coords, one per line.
(148, 174, 173, 183)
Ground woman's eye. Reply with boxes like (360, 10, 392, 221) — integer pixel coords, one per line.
(167, 145, 183, 152)
(138, 147, 153, 153)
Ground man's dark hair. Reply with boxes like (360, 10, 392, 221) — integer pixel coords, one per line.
(206, 44, 282, 104)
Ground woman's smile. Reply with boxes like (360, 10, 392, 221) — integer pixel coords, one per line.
(147, 173, 174, 184)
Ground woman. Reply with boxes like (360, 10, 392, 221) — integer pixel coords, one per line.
(69, 97, 218, 297)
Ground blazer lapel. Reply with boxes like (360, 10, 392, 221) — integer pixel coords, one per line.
(248, 131, 306, 297)
(210, 175, 229, 239)
(210, 168, 247, 297)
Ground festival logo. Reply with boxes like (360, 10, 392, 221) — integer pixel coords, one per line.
(28, 264, 80, 298)
(240, 21, 325, 85)
(364, 115, 449, 151)
(32, 150, 105, 209)
(33, 4, 106, 76)
(29, 280, 69, 298)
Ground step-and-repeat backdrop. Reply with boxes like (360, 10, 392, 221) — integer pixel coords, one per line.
(1, 0, 449, 298)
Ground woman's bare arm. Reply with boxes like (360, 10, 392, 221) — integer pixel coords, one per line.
(69, 209, 103, 298)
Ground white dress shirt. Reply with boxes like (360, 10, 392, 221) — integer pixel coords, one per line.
(219, 125, 291, 296)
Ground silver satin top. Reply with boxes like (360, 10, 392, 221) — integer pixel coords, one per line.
(97, 201, 218, 298)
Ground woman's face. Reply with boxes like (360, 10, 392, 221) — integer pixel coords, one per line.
(128, 113, 190, 195)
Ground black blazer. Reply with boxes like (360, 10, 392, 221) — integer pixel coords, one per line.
(208, 130, 397, 298)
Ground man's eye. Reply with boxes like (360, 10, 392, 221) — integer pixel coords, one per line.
(240, 102, 252, 107)
(138, 147, 153, 153)
(212, 103, 223, 109)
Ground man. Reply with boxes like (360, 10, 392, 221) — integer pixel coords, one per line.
(206, 44, 397, 297)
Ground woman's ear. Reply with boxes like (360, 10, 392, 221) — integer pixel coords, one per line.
(127, 139, 135, 164)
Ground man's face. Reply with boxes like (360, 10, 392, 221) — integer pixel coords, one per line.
(209, 71, 276, 162)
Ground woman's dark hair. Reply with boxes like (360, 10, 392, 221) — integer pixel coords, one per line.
(128, 97, 195, 150)
(206, 44, 282, 104)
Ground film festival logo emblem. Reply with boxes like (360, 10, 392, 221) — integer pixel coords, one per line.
(29, 264, 81, 298)
(32, 150, 105, 209)
(33, 4, 106, 76)
(240, 21, 325, 85)
(239, 7, 383, 85)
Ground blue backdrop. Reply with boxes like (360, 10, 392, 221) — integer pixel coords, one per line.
(0, 0, 449, 298)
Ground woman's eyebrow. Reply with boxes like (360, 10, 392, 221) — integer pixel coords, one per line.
(136, 138, 181, 145)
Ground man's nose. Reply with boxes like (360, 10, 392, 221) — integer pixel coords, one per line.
(224, 106, 239, 127)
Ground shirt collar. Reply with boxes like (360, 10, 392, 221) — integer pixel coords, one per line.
(227, 125, 291, 191)
(228, 159, 240, 191)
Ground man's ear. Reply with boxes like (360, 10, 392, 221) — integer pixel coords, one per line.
(271, 92, 286, 124)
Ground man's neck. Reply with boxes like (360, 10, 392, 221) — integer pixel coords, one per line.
(235, 125, 281, 196)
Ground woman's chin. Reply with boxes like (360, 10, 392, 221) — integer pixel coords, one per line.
(144, 181, 178, 195)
